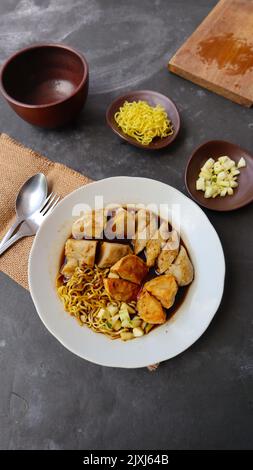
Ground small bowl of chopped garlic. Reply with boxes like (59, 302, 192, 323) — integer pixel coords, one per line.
(185, 140, 253, 211)
(106, 90, 180, 150)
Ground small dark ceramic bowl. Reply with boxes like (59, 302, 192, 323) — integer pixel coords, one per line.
(0, 43, 89, 128)
(185, 140, 253, 211)
(106, 90, 180, 150)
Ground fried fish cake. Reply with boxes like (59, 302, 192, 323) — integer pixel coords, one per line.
(61, 239, 98, 277)
(104, 278, 140, 302)
(144, 274, 178, 309)
(156, 230, 179, 274)
(166, 246, 194, 286)
(137, 289, 166, 324)
(97, 242, 132, 268)
(110, 254, 148, 284)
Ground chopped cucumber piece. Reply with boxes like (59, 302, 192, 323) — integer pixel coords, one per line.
(220, 188, 227, 197)
(227, 187, 234, 195)
(121, 319, 132, 328)
(97, 308, 106, 319)
(107, 303, 119, 315)
(111, 314, 120, 324)
(133, 327, 144, 337)
(145, 324, 154, 334)
(203, 158, 215, 169)
(120, 332, 134, 341)
(126, 304, 136, 314)
(204, 187, 213, 198)
(217, 171, 226, 181)
(119, 309, 130, 322)
(131, 318, 142, 328)
(237, 157, 246, 168)
(196, 177, 205, 191)
(196, 154, 245, 199)
(113, 320, 122, 331)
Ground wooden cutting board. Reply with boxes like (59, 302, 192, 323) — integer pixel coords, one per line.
(169, 0, 253, 107)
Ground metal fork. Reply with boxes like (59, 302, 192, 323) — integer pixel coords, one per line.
(0, 192, 60, 256)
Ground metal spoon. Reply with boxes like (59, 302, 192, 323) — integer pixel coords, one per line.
(0, 173, 48, 248)
(0, 192, 60, 256)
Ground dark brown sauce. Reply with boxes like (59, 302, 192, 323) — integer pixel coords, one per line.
(57, 209, 192, 325)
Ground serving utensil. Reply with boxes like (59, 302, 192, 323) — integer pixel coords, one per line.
(0, 173, 48, 249)
(0, 192, 60, 256)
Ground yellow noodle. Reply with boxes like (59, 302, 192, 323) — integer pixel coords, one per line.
(57, 266, 136, 339)
(114, 100, 174, 145)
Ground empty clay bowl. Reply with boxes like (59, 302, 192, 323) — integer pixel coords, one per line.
(106, 90, 180, 150)
(185, 140, 253, 211)
(0, 43, 89, 128)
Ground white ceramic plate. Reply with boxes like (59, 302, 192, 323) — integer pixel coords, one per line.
(28, 177, 225, 368)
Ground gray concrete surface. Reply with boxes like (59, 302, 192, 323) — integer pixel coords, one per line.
(0, 0, 252, 450)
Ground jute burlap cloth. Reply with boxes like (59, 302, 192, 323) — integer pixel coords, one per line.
(0, 134, 159, 370)
(0, 133, 92, 289)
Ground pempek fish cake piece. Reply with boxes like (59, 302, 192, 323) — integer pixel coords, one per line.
(110, 254, 148, 284)
(144, 274, 178, 309)
(137, 289, 166, 324)
(166, 246, 194, 286)
(104, 278, 140, 302)
(61, 239, 98, 278)
(97, 242, 132, 268)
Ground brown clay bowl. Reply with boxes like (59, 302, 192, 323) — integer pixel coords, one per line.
(185, 140, 253, 211)
(106, 90, 180, 150)
(0, 43, 89, 128)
